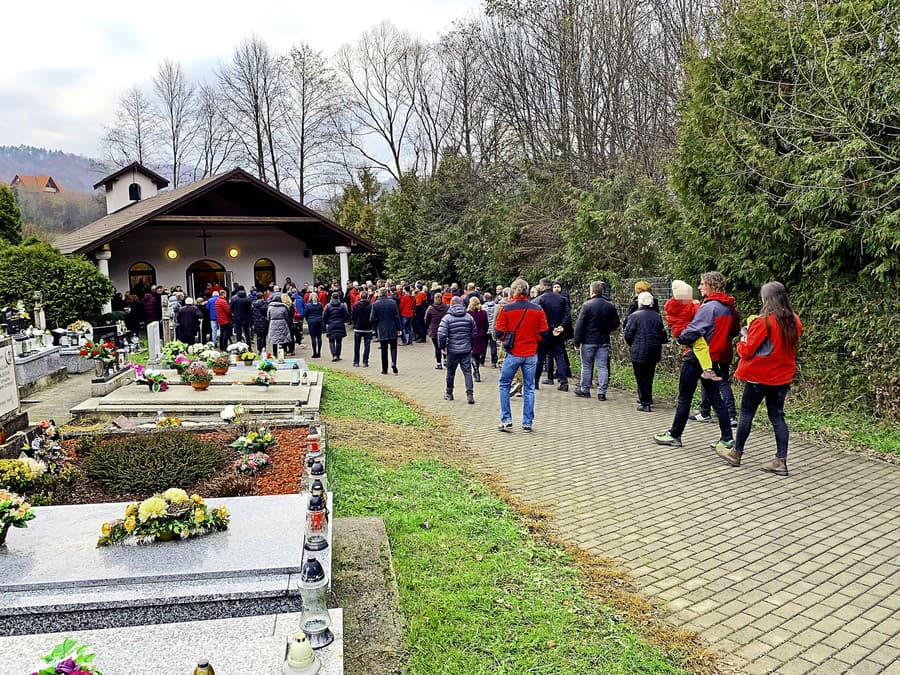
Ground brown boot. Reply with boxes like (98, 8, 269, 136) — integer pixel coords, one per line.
(716, 445, 742, 467)
(761, 456, 789, 476)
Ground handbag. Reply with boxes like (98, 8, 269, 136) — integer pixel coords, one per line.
(501, 306, 530, 352)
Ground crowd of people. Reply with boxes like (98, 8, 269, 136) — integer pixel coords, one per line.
(113, 271, 801, 476)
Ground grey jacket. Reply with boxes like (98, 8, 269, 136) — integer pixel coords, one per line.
(266, 301, 293, 344)
(437, 304, 476, 354)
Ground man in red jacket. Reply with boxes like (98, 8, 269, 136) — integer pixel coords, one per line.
(398, 286, 415, 345)
(214, 291, 233, 350)
(495, 277, 549, 432)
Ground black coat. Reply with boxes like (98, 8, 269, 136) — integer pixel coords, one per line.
(573, 296, 620, 346)
(351, 299, 374, 332)
(251, 299, 268, 335)
(176, 305, 202, 343)
(231, 292, 253, 324)
(370, 297, 402, 341)
(623, 307, 666, 364)
(623, 296, 660, 332)
(323, 299, 350, 338)
(305, 302, 324, 331)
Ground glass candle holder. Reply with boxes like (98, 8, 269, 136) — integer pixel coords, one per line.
(298, 557, 334, 649)
(304, 494, 329, 551)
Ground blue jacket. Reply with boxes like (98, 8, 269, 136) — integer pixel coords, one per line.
(206, 296, 218, 321)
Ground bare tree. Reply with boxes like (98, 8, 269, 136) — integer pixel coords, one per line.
(406, 39, 458, 177)
(101, 85, 161, 168)
(284, 43, 344, 203)
(217, 36, 288, 188)
(334, 21, 419, 182)
(153, 59, 196, 187)
(192, 82, 239, 179)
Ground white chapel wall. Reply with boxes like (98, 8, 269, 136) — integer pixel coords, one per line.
(105, 173, 160, 214)
(105, 225, 314, 293)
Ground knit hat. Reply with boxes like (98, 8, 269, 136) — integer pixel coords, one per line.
(672, 280, 693, 300)
(637, 291, 654, 307)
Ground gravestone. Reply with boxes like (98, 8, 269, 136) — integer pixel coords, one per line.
(146, 322, 161, 364)
(0, 336, 28, 448)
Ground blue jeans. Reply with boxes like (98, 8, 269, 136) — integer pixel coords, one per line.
(579, 343, 609, 394)
(735, 382, 790, 458)
(353, 332, 372, 365)
(499, 354, 538, 426)
(400, 316, 413, 344)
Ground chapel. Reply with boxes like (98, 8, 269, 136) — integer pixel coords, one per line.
(55, 163, 375, 305)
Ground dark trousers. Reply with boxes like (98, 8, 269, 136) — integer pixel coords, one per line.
(218, 323, 233, 350)
(736, 382, 791, 458)
(446, 352, 473, 393)
(632, 361, 657, 407)
(328, 337, 343, 358)
(431, 337, 443, 364)
(255, 332, 266, 351)
(699, 364, 737, 419)
(353, 332, 372, 365)
(234, 321, 251, 345)
(487, 335, 498, 365)
(292, 321, 304, 344)
(379, 339, 398, 372)
(413, 309, 426, 341)
(536, 336, 567, 384)
(670, 359, 733, 441)
(308, 326, 323, 356)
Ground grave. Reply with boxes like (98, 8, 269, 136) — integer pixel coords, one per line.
(0, 335, 29, 446)
(70, 365, 323, 423)
(0, 493, 342, 673)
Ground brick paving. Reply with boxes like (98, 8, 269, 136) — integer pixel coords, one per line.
(327, 341, 900, 674)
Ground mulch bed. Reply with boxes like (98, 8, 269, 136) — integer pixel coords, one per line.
(49, 426, 308, 505)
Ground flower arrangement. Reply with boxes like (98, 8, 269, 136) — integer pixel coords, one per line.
(227, 342, 250, 354)
(30, 637, 102, 675)
(220, 404, 245, 422)
(238, 351, 257, 364)
(234, 451, 271, 476)
(249, 371, 276, 387)
(173, 353, 194, 374)
(230, 427, 276, 454)
(79, 340, 117, 364)
(188, 341, 219, 361)
(129, 363, 169, 392)
(97, 488, 229, 547)
(156, 416, 182, 428)
(180, 362, 213, 383)
(0, 459, 38, 493)
(206, 351, 231, 370)
(258, 358, 277, 373)
(1, 489, 35, 536)
(67, 320, 92, 333)
(160, 340, 188, 367)
(29, 421, 67, 473)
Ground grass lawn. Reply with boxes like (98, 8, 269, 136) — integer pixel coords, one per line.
(316, 364, 713, 674)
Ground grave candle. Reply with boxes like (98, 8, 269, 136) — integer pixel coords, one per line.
(304, 493, 328, 551)
(298, 557, 334, 649)
(282, 632, 321, 674)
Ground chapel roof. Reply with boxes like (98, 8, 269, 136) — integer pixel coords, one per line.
(92, 162, 170, 190)
(55, 168, 376, 256)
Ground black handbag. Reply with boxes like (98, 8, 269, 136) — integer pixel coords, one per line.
(501, 306, 530, 352)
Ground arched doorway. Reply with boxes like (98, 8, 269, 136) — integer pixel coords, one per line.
(128, 261, 156, 294)
(187, 259, 226, 298)
(254, 258, 276, 291)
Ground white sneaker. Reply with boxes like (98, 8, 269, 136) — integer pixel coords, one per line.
(688, 412, 712, 423)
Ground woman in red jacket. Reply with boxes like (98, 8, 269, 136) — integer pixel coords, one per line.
(716, 281, 802, 476)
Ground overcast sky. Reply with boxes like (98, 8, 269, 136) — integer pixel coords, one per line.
(0, 0, 482, 158)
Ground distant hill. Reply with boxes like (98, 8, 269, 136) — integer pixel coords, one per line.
(0, 145, 103, 193)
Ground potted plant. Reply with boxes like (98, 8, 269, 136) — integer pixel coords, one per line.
(0, 489, 35, 546)
(207, 351, 231, 376)
(181, 362, 214, 390)
(173, 353, 194, 375)
(160, 340, 188, 368)
(258, 358, 277, 373)
(79, 340, 118, 376)
(129, 362, 169, 392)
(238, 350, 257, 366)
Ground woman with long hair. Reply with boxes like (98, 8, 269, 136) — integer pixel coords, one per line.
(716, 281, 802, 476)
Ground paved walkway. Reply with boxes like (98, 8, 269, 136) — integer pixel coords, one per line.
(327, 341, 900, 674)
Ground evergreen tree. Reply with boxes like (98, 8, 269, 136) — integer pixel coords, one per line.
(0, 183, 23, 245)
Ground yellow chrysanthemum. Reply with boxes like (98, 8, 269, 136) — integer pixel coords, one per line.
(194, 509, 205, 523)
(216, 506, 229, 519)
(138, 496, 167, 522)
(101, 521, 112, 536)
(163, 488, 189, 504)
(190, 493, 204, 504)
(124, 516, 137, 533)
(125, 502, 139, 517)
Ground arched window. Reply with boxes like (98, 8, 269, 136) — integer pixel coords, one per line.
(128, 261, 156, 294)
(186, 259, 226, 298)
(254, 258, 276, 291)
(128, 183, 142, 201)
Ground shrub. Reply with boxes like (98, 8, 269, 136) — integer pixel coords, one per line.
(0, 241, 112, 327)
(83, 432, 228, 494)
(0, 459, 38, 493)
(205, 474, 257, 497)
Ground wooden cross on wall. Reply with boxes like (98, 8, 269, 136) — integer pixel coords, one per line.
(197, 229, 212, 256)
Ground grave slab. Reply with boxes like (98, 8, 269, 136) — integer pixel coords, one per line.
(1, 609, 344, 675)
